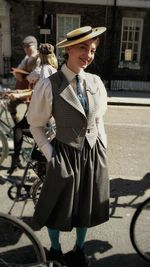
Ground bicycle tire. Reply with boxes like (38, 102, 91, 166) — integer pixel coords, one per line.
(130, 197, 150, 262)
(0, 212, 47, 266)
(7, 184, 31, 201)
(30, 178, 43, 205)
(0, 130, 9, 165)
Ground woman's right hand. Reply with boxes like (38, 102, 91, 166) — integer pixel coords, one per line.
(41, 143, 53, 162)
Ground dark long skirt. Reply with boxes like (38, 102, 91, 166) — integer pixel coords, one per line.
(33, 137, 109, 231)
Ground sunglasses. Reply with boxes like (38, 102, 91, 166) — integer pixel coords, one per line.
(23, 44, 32, 48)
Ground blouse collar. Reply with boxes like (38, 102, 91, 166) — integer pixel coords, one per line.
(61, 64, 86, 82)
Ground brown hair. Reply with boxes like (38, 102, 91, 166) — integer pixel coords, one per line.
(39, 43, 58, 69)
(40, 53, 58, 69)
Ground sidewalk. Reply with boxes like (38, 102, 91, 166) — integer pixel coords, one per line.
(107, 90, 150, 106)
(1, 78, 150, 106)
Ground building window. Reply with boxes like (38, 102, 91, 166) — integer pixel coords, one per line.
(56, 14, 80, 65)
(119, 17, 143, 69)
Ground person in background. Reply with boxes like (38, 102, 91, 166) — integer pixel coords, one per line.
(8, 36, 40, 124)
(27, 43, 58, 84)
(7, 43, 58, 175)
(27, 26, 109, 267)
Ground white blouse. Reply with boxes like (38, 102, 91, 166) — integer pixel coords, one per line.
(27, 64, 107, 162)
(27, 64, 57, 84)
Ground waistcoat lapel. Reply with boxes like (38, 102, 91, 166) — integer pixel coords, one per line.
(85, 74, 98, 120)
(56, 72, 86, 117)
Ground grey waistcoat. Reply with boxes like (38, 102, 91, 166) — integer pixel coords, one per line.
(49, 71, 101, 151)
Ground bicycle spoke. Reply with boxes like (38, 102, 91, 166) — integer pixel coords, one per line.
(30, 178, 43, 205)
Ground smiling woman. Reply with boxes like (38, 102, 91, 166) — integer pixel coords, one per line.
(27, 25, 109, 267)
(65, 38, 99, 73)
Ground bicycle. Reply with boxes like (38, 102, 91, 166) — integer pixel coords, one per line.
(6, 142, 46, 207)
(0, 96, 14, 164)
(0, 90, 32, 165)
(29, 120, 56, 206)
(0, 211, 61, 266)
(30, 176, 44, 206)
(0, 88, 55, 210)
(130, 196, 150, 262)
(0, 129, 9, 165)
(4, 122, 56, 211)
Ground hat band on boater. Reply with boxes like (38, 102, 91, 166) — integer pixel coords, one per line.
(67, 29, 92, 41)
(56, 26, 106, 48)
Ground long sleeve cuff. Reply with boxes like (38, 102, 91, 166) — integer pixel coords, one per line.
(41, 143, 53, 162)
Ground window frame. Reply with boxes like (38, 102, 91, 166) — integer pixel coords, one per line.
(118, 17, 143, 70)
(56, 14, 80, 65)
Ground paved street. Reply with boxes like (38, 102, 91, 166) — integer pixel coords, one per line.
(0, 103, 150, 266)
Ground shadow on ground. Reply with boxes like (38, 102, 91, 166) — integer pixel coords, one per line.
(65, 239, 149, 267)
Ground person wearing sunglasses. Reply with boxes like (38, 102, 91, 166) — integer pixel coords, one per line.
(8, 35, 40, 124)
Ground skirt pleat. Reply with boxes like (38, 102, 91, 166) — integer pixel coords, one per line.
(33, 137, 109, 231)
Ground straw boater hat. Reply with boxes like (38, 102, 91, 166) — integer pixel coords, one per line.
(56, 26, 106, 48)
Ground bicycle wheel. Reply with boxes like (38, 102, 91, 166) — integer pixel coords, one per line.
(0, 212, 47, 266)
(30, 178, 43, 205)
(130, 197, 150, 262)
(7, 184, 31, 201)
(0, 130, 9, 165)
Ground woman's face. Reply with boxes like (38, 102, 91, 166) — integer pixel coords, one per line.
(66, 38, 98, 73)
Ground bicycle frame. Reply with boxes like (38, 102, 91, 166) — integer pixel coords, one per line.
(0, 98, 34, 164)
(5, 123, 56, 214)
(6, 141, 46, 214)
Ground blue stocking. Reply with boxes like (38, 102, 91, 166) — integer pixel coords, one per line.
(47, 228, 60, 250)
(76, 227, 87, 248)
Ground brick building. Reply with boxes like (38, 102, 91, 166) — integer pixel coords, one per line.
(1, 0, 150, 91)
